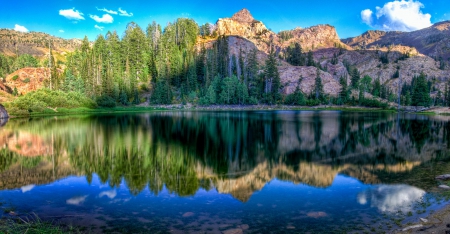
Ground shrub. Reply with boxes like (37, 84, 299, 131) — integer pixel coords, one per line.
(22, 78, 30, 83)
(8, 89, 97, 115)
(96, 95, 116, 108)
(359, 98, 389, 109)
(12, 75, 19, 81)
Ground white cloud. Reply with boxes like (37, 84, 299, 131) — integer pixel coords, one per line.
(59, 29, 64, 33)
(95, 25, 104, 31)
(66, 195, 88, 205)
(361, 0, 432, 31)
(14, 24, 28, 33)
(20, 184, 35, 193)
(59, 8, 85, 21)
(97, 7, 118, 15)
(99, 190, 117, 199)
(361, 9, 373, 26)
(118, 8, 133, 17)
(90, 14, 114, 23)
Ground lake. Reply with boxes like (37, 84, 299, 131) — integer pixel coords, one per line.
(1, 111, 450, 233)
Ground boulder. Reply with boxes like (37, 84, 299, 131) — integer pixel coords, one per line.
(0, 104, 8, 119)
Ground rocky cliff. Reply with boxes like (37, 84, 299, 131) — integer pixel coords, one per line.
(210, 9, 450, 97)
(215, 8, 276, 54)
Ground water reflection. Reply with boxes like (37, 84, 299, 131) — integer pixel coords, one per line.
(0, 111, 449, 201)
(358, 185, 426, 213)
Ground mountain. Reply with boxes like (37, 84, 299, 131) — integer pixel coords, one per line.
(211, 9, 450, 97)
(215, 9, 345, 54)
(0, 29, 82, 58)
(2, 8, 450, 104)
(342, 21, 450, 61)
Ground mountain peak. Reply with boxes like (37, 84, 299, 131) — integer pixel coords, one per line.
(231, 8, 254, 23)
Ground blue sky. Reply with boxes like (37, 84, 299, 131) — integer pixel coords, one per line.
(1, 0, 449, 40)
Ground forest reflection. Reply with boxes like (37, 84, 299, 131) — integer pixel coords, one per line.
(0, 111, 449, 201)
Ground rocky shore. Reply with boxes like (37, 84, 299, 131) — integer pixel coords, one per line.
(0, 104, 8, 127)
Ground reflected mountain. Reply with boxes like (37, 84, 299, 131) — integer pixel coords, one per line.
(0, 111, 449, 202)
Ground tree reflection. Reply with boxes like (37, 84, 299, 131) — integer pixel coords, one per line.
(0, 112, 449, 200)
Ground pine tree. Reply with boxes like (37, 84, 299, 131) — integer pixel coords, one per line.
(306, 51, 315, 66)
(372, 78, 381, 97)
(339, 76, 348, 105)
(412, 72, 431, 106)
(263, 47, 281, 104)
(350, 68, 360, 89)
(314, 68, 324, 101)
(246, 48, 259, 98)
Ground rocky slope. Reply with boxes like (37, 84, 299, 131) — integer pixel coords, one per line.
(0, 29, 81, 58)
(342, 21, 450, 61)
(3, 67, 54, 95)
(215, 9, 344, 54)
(211, 9, 450, 97)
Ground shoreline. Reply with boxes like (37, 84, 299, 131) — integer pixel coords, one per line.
(5, 104, 400, 119)
(398, 203, 450, 234)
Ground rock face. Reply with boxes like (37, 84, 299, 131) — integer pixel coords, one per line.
(280, 25, 345, 51)
(216, 8, 275, 53)
(215, 9, 344, 54)
(0, 104, 8, 119)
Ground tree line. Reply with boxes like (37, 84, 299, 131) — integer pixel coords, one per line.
(0, 19, 438, 109)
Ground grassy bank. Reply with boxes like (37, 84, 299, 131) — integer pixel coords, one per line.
(0, 214, 81, 234)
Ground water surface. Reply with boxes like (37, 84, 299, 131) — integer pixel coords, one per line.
(1, 111, 450, 233)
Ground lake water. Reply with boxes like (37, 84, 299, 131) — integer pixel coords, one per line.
(1, 111, 450, 233)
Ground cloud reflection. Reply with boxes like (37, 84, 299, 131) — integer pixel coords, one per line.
(358, 185, 425, 213)
(99, 190, 117, 199)
(66, 195, 88, 205)
(20, 184, 35, 193)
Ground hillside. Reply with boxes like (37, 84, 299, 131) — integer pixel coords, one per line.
(206, 9, 449, 98)
(342, 21, 450, 61)
(1, 8, 450, 108)
(0, 29, 81, 58)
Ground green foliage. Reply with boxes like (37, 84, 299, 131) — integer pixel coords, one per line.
(350, 67, 360, 89)
(13, 54, 39, 70)
(285, 43, 305, 66)
(12, 75, 18, 81)
(263, 49, 281, 104)
(0, 54, 13, 78)
(379, 52, 389, 64)
(0, 214, 78, 234)
(359, 75, 372, 94)
(359, 98, 389, 109)
(338, 76, 349, 105)
(314, 68, 324, 101)
(151, 80, 172, 104)
(96, 95, 117, 108)
(372, 78, 381, 98)
(284, 87, 305, 105)
(22, 78, 30, 83)
(12, 87, 18, 96)
(7, 89, 96, 114)
(411, 72, 431, 107)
